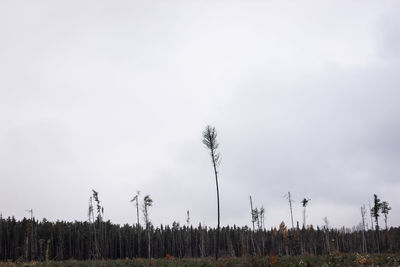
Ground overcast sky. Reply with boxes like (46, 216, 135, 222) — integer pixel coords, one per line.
(1, 1, 399, 230)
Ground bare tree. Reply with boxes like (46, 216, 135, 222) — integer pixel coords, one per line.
(368, 201, 374, 230)
(322, 216, 330, 252)
(249, 196, 256, 232)
(249, 196, 257, 254)
(130, 190, 141, 257)
(301, 198, 310, 228)
(25, 208, 35, 260)
(285, 192, 294, 229)
(186, 210, 191, 257)
(202, 125, 221, 260)
(130, 191, 141, 227)
(360, 205, 367, 253)
(142, 195, 153, 259)
(381, 201, 391, 230)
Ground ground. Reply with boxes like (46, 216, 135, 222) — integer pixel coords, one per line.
(1, 253, 400, 267)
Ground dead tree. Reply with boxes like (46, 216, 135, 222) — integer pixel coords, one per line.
(250, 196, 256, 232)
(130, 191, 141, 227)
(368, 201, 374, 230)
(249, 196, 257, 254)
(130, 191, 141, 257)
(186, 210, 191, 256)
(25, 208, 35, 260)
(322, 216, 330, 252)
(202, 125, 221, 260)
(360, 205, 367, 253)
(285, 192, 295, 229)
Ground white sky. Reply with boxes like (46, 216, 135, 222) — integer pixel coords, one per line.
(1, 1, 399, 229)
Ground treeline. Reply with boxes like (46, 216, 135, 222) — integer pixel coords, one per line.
(0, 216, 399, 261)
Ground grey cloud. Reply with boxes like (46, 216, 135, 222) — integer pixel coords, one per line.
(0, 1, 399, 229)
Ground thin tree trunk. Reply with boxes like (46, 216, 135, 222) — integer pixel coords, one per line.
(384, 214, 388, 230)
(119, 227, 122, 259)
(288, 192, 294, 229)
(361, 207, 367, 253)
(148, 226, 151, 259)
(369, 201, 374, 230)
(211, 150, 220, 260)
(136, 198, 140, 257)
(249, 196, 256, 255)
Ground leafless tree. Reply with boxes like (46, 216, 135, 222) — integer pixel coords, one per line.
(368, 201, 374, 230)
(323, 216, 330, 252)
(249, 196, 257, 254)
(130, 190, 141, 257)
(202, 125, 221, 260)
(130, 191, 141, 227)
(285, 192, 294, 229)
(250, 196, 256, 232)
(361, 205, 367, 253)
(25, 208, 35, 260)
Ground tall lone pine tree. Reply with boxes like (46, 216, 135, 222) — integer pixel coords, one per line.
(202, 125, 221, 260)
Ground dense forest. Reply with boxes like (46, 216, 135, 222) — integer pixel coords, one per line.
(0, 216, 399, 261)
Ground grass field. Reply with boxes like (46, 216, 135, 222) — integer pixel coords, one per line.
(1, 253, 400, 267)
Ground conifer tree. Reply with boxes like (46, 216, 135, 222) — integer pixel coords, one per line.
(301, 198, 310, 228)
(381, 201, 391, 230)
(202, 125, 221, 260)
(142, 195, 153, 259)
(371, 194, 382, 231)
